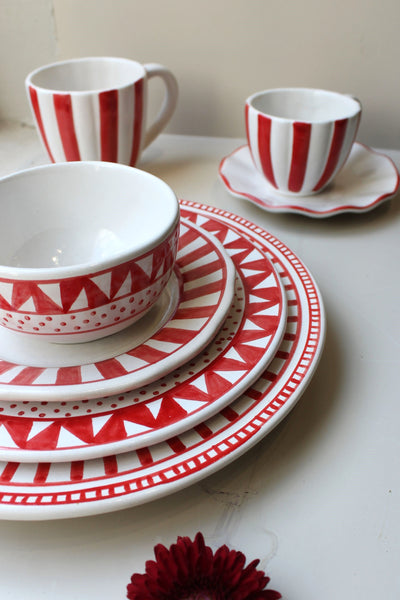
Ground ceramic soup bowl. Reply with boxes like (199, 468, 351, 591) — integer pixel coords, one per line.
(0, 162, 179, 343)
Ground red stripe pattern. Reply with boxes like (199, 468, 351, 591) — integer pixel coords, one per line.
(28, 87, 55, 163)
(99, 90, 119, 162)
(312, 118, 347, 191)
(28, 79, 146, 166)
(257, 114, 277, 188)
(288, 122, 312, 192)
(130, 79, 144, 167)
(53, 94, 81, 161)
(245, 101, 360, 195)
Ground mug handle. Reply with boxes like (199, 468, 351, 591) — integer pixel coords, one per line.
(143, 63, 178, 149)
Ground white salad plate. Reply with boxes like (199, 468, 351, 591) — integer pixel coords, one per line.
(0, 219, 236, 402)
(0, 210, 286, 462)
(219, 142, 400, 217)
(0, 202, 325, 520)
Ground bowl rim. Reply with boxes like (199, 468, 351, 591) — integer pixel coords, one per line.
(0, 161, 180, 281)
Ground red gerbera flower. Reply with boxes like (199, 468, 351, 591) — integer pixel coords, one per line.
(127, 531, 281, 600)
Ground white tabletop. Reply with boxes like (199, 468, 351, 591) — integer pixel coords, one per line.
(0, 122, 399, 599)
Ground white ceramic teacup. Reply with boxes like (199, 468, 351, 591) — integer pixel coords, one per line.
(245, 87, 362, 196)
(26, 57, 178, 166)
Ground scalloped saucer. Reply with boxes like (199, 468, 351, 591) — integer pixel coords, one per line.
(219, 143, 399, 217)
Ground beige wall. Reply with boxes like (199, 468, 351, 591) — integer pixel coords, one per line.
(2, 0, 400, 148)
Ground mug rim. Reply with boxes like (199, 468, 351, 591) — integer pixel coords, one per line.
(25, 56, 146, 95)
(246, 87, 362, 124)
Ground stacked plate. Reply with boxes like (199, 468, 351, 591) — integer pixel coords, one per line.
(0, 201, 325, 519)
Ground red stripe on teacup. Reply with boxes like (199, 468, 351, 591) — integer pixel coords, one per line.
(258, 114, 278, 188)
(53, 94, 81, 161)
(28, 87, 56, 163)
(245, 103, 250, 143)
(129, 78, 144, 167)
(288, 121, 312, 192)
(313, 118, 348, 192)
(99, 89, 119, 162)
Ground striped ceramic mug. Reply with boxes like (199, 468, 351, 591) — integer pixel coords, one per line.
(26, 57, 178, 166)
(245, 88, 361, 195)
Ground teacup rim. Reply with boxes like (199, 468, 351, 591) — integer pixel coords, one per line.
(246, 86, 362, 124)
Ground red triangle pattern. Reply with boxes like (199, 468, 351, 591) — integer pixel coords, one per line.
(12, 281, 63, 313)
(0, 295, 13, 311)
(0, 230, 177, 314)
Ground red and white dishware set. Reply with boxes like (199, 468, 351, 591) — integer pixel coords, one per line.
(0, 60, 397, 520)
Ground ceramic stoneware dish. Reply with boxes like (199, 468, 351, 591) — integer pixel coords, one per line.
(245, 87, 361, 195)
(26, 57, 178, 166)
(0, 161, 180, 343)
(0, 201, 325, 519)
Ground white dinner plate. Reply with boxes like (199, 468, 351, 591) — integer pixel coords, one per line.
(0, 220, 235, 402)
(0, 202, 325, 520)
(219, 143, 399, 217)
(0, 212, 286, 462)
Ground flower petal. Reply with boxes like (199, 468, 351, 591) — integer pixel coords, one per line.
(126, 532, 281, 600)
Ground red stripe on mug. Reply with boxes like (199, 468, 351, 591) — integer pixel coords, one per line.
(99, 89, 119, 162)
(258, 114, 277, 188)
(53, 94, 81, 161)
(129, 79, 144, 167)
(28, 87, 55, 163)
(245, 103, 250, 143)
(313, 118, 348, 192)
(288, 122, 312, 192)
